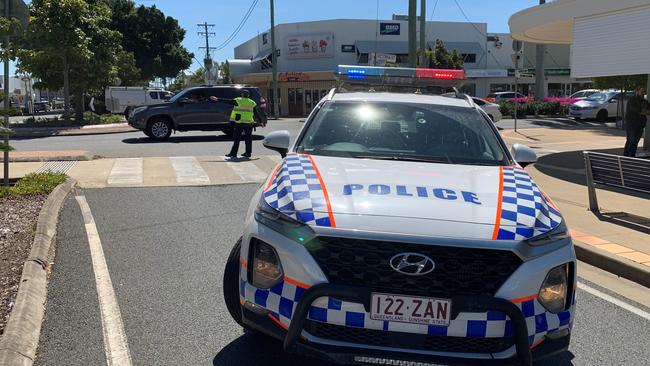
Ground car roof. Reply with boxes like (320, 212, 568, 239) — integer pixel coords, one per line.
(330, 92, 473, 108)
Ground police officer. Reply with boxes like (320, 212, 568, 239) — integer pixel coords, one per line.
(211, 90, 262, 159)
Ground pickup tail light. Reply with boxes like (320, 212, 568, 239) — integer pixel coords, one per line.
(260, 96, 267, 109)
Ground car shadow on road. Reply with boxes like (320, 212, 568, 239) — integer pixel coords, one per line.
(121, 134, 265, 144)
(213, 334, 577, 366)
(212, 333, 333, 366)
(537, 350, 576, 365)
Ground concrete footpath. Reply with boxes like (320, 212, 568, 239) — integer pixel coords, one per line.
(502, 127, 650, 286)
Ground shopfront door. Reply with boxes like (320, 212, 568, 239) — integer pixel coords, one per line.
(288, 88, 304, 116)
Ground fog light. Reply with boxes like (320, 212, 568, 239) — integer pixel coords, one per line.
(251, 240, 283, 289)
(538, 264, 568, 313)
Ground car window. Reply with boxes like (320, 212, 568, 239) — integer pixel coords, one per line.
(585, 93, 609, 102)
(473, 98, 486, 106)
(296, 101, 509, 166)
(149, 92, 158, 100)
(571, 92, 584, 98)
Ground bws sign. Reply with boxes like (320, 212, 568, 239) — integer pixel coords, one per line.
(380, 23, 401, 35)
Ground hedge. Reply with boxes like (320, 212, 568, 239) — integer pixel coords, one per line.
(498, 101, 569, 117)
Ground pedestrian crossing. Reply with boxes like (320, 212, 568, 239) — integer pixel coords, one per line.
(66, 155, 283, 188)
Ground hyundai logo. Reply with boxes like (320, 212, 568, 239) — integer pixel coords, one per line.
(389, 253, 435, 276)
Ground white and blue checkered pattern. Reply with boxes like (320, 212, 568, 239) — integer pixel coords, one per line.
(263, 154, 333, 227)
(240, 270, 575, 355)
(496, 167, 563, 240)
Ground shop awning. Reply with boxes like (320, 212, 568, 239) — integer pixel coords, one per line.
(355, 41, 409, 55)
(251, 50, 273, 69)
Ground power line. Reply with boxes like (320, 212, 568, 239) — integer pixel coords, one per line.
(452, 0, 486, 37)
(214, 0, 260, 51)
(429, 0, 439, 20)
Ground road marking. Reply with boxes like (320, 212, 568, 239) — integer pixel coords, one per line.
(169, 156, 210, 184)
(76, 196, 133, 366)
(578, 282, 650, 321)
(107, 158, 143, 186)
(227, 161, 268, 182)
(36, 160, 77, 174)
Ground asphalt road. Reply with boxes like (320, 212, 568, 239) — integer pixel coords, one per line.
(36, 185, 650, 366)
(9, 118, 305, 158)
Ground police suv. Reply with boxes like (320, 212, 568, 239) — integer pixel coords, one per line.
(223, 66, 575, 366)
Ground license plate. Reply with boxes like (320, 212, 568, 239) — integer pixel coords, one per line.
(370, 293, 452, 326)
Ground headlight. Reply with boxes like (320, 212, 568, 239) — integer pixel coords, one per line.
(250, 239, 283, 289)
(131, 106, 148, 116)
(526, 221, 569, 246)
(538, 264, 569, 313)
(254, 196, 315, 243)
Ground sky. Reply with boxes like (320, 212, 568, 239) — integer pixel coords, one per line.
(134, 0, 543, 72)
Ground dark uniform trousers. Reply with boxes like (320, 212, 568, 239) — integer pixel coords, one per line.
(229, 122, 254, 157)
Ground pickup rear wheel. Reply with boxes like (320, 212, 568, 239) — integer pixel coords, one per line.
(146, 119, 172, 140)
(224, 238, 244, 327)
(596, 109, 608, 122)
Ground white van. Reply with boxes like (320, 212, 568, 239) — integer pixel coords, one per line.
(105, 87, 173, 116)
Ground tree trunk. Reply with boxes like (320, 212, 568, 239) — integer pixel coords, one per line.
(63, 55, 71, 121)
(74, 91, 84, 122)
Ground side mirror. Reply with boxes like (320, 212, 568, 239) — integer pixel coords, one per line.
(609, 99, 617, 103)
(511, 143, 537, 168)
(178, 97, 190, 105)
(263, 130, 290, 157)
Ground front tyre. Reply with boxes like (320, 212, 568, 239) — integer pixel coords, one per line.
(223, 238, 244, 327)
(146, 119, 172, 140)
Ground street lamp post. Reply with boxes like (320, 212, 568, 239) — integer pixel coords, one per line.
(270, 0, 279, 120)
(3, 0, 10, 186)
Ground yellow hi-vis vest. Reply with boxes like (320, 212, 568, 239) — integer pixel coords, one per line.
(230, 97, 257, 124)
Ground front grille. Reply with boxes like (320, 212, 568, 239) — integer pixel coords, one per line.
(304, 321, 514, 354)
(305, 237, 522, 298)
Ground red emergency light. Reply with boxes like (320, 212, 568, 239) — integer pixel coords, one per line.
(415, 68, 466, 80)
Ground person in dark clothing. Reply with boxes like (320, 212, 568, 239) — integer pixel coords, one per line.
(210, 90, 265, 159)
(623, 86, 650, 157)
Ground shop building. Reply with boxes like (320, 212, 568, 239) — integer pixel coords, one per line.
(230, 16, 591, 117)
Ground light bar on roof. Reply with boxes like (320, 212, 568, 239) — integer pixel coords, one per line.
(336, 65, 466, 88)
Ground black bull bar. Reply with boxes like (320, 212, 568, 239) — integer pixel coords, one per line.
(281, 283, 534, 366)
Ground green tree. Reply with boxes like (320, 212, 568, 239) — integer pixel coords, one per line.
(18, 0, 122, 121)
(101, 0, 193, 82)
(593, 74, 648, 91)
(424, 39, 464, 70)
(188, 68, 205, 86)
(219, 61, 232, 84)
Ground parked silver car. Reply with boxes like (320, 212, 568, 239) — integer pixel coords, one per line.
(569, 91, 622, 122)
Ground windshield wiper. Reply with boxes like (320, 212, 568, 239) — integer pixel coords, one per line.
(354, 155, 453, 164)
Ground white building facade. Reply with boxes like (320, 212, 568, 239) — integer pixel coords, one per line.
(231, 17, 589, 116)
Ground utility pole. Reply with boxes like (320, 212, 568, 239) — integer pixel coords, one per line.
(408, 0, 417, 68)
(419, 0, 426, 66)
(534, 0, 546, 101)
(3, 0, 10, 186)
(198, 22, 217, 85)
(270, 0, 279, 119)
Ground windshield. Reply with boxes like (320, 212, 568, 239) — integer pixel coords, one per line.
(168, 89, 190, 103)
(585, 93, 611, 102)
(296, 101, 509, 166)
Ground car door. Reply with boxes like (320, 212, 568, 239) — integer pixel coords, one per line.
(606, 93, 620, 117)
(174, 90, 215, 127)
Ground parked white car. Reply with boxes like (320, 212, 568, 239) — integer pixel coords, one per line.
(105, 87, 173, 116)
(569, 91, 622, 122)
(473, 97, 502, 122)
(485, 91, 528, 102)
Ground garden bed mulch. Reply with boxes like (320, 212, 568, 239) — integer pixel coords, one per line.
(0, 194, 47, 335)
